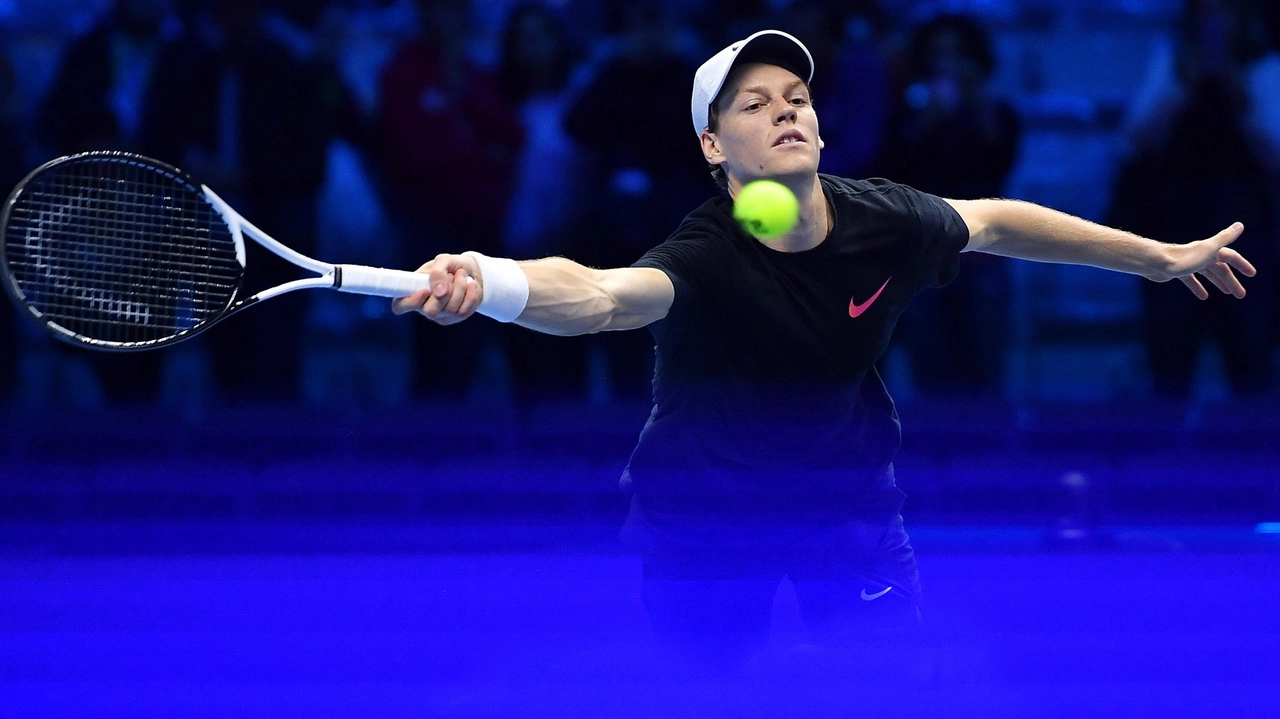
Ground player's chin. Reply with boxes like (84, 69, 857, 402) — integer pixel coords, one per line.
(765, 149, 819, 174)
(767, 159, 819, 183)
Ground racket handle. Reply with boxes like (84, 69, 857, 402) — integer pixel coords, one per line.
(334, 264, 436, 297)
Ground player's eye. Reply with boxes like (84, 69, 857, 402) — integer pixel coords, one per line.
(744, 102, 761, 111)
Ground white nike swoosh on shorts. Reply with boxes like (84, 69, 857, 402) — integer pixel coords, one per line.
(860, 586, 892, 601)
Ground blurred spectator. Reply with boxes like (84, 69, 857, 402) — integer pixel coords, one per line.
(563, 2, 706, 401)
(0, 53, 23, 403)
(781, 0, 890, 179)
(149, 0, 347, 402)
(0, 290, 12, 403)
(1110, 0, 1279, 398)
(878, 13, 1019, 221)
(378, 0, 523, 255)
(0, 55, 27, 189)
(300, 0, 417, 410)
(35, 0, 179, 156)
(302, 138, 411, 410)
(692, 0, 773, 50)
(152, 0, 338, 221)
(496, 3, 592, 401)
(875, 13, 1020, 397)
(499, 3, 585, 261)
(315, 0, 419, 122)
(378, 0, 524, 401)
(32, 0, 183, 404)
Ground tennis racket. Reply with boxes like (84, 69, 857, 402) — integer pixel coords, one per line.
(0, 150, 440, 351)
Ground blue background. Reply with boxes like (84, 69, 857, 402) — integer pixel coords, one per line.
(0, 1, 1277, 716)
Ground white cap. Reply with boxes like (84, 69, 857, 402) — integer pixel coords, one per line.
(691, 29, 814, 138)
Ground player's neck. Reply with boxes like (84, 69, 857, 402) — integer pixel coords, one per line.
(764, 174, 829, 253)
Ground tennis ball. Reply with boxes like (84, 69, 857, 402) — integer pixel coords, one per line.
(733, 180, 799, 239)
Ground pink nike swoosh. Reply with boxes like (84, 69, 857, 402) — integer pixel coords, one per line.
(849, 277, 892, 318)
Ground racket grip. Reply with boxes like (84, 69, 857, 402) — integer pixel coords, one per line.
(334, 264, 436, 297)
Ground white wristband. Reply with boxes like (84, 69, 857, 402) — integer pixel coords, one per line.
(463, 251, 529, 323)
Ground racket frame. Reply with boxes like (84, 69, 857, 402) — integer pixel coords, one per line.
(1, 151, 439, 351)
(0, 152, 249, 350)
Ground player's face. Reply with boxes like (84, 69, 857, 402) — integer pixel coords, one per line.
(702, 63, 824, 189)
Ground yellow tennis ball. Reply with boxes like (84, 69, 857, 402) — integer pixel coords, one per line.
(733, 180, 799, 239)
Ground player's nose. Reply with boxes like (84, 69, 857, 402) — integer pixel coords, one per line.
(774, 105, 797, 124)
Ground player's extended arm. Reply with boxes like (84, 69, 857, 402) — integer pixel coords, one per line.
(947, 198, 1256, 300)
(390, 254, 674, 335)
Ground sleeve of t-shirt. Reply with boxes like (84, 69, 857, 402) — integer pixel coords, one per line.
(896, 184, 972, 289)
(631, 220, 729, 315)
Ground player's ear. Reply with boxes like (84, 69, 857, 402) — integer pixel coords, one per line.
(701, 130, 725, 166)
(818, 135, 825, 150)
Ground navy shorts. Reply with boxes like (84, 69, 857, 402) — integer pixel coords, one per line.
(635, 511, 924, 664)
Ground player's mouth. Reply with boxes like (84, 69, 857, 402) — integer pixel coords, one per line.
(772, 129, 807, 147)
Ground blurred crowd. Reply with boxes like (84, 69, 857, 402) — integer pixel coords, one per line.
(1, 0, 1279, 410)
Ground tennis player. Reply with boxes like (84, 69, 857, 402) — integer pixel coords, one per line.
(392, 30, 1255, 667)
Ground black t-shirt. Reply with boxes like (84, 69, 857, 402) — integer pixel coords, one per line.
(624, 174, 969, 526)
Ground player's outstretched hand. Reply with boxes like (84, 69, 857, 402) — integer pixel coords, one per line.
(391, 253, 482, 325)
(1154, 223, 1257, 300)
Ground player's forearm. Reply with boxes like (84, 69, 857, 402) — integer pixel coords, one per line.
(513, 257, 619, 336)
(974, 200, 1173, 279)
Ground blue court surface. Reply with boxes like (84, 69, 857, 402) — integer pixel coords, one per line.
(1, 403, 1278, 717)
(1, 521, 1277, 718)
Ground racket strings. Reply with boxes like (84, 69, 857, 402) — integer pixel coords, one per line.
(7, 176, 226, 338)
(3, 155, 242, 346)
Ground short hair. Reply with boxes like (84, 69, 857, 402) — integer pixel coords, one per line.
(705, 93, 730, 191)
(703, 64, 812, 192)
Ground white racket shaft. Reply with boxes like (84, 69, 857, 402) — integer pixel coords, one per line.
(202, 184, 459, 301)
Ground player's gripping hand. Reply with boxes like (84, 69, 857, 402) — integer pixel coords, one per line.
(391, 253, 482, 325)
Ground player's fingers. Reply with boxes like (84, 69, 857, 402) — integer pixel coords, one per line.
(443, 268, 469, 315)
(459, 272, 482, 317)
(428, 253, 457, 298)
(1179, 274, 1209, 300)
(1212, 222, 1244, 248)
(1218, 247, 1256, 277)
(421, 289, 448, 318)
(1200, 266, 1231, 296)
(1207, 262, 1246, 298)
(392, 288, 432, 316)
(413, 260, 435, 284)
